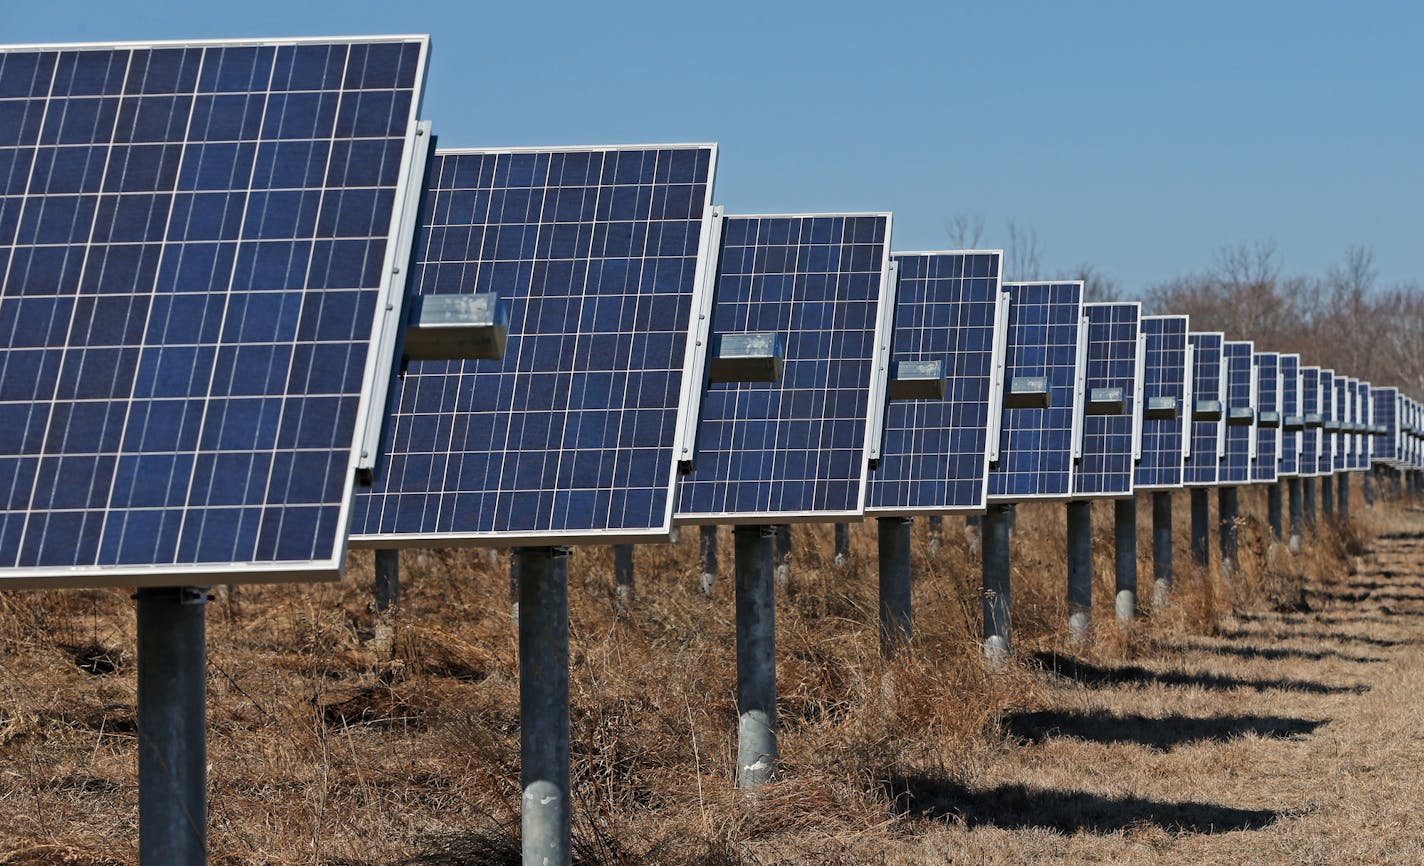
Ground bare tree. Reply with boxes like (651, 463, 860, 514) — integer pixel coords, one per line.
(1064, 262, 1120, 302)
(944, 213, 986, 250)
(1004, 219, 1042, 281)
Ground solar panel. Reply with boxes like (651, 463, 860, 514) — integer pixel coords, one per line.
(1278, 354, 1301, 476)
(1184, 332, 1224, 487)
(1334, 376, 1352, 473)
(1134, 315, 1190, 489)
(0, 37, 429, 588)
(986, 281, 1085, 501)
(349, 144, 720, 546)
(1251, 352, 1279, 483)
(1220, 341, 1255, 485)
(1373, 386, 1399, 466)
(1071, 301, 1141, 498)
(675, 213, 894, 523)
(1299, 366, 1321, 478)
(1355, 381, 1367, 470)
(865, 250, 1006, 515)
(1318, 369, 1335, 475)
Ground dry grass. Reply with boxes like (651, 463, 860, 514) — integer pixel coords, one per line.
(2, 481, 1421, 864)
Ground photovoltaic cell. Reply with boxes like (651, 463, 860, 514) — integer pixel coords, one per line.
(1134, 315, 1190, 489)
(1299, 367, 1321, 478)
(1184, 332, 1224, 487)
(675, 213, 893, 522)
(987, 281, 1084, 501)
(0, 37, 429, 587)
(866, 250, 1005, 515)
(1252, 352, 1279, 483)
(351, 144, 719, 545)
(1072, 302, 1141, 498)
(1318, 369, 1335, 475)
(1278, 354, 1300, 476)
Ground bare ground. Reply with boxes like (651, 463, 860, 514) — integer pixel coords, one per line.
(2, 484, 1423, 864)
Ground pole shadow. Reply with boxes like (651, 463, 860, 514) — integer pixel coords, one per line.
(884, 774, 1285, 834)
(1002, 708, 1326, 750)
(1032, 651, 1368, 695)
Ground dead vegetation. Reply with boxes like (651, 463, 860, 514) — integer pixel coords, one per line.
(1, 482, 1421, 864)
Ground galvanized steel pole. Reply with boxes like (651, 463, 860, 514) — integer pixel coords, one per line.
(1303, 477, 1317, 527)
(1066, 501, 1092, 641)
(834, 523, 851, 565)
(1337, 473, 1350, 522)
(981, 504, 1013, 660)
(734, 525, 777, 788)
(137, 586, 209, 866)
(699, 525, 718, 594)
(1288, 477, 1304, 553)
(1114, 497, 1137, 623)
(927, 514, 943, 555)
(1190, 487, 1209, 566)
(773, 524, 792, 588)
(1322, 474, 1335, 519)
(1152, 491, 1172, 608)
(1219, 487, 1238, 574)
(877, 516, 913, 657)
(517, 546, 571, 866)
(373, 549, 399, 615)
(613, 543, 634, 607)
(1267, 482, 1283, 540)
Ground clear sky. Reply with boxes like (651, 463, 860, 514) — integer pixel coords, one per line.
(8, 0, 1422, 290)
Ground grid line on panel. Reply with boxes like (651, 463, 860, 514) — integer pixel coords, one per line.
(1135, 316, 1188, 489)
(1252, 353, 1279, 483)
(352, 145, 716, 541)
(1184, 333, 1223, 486)
(1279, 355, 1300, 476)
(0, 39, 426, 576)
(867, 250, 1001, 513)
(1318, 370, 1335, 475)
(1221, 341, 1254, 485)
(987, 281, 1083, 501)
(675, 213, 890, 520)
(1073, 302, 1139, 497)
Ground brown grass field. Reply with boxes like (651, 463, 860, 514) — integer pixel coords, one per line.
(3, 476, 1423, 865)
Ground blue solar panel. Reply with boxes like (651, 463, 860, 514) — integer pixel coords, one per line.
(1134, 315, 1190, 489)
(1355, 381, 1367, 470)
(1252, 352, 1279, 483)
(350, 144, 719, 545)
(1184, 332, 1224, 487)
(0, 37, 429, 587)
(1373, 386, 1399, 466)
(1220, 341, 1255, 485)
(1299, 367, 1321, 478)
(987, 281, 1084, 501)
(675, 213, 893, 522)
(1279, 354, 1300, 476)
(1334, 377, 1351, 473)
(866, 250, 1005, 515)
(1072, 302, 1141, 498)
(1318, 369, 1335, 475)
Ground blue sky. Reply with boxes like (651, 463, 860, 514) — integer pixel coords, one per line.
(9, 0, 1422, 289)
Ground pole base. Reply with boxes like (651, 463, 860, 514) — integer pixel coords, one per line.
(1116, 590, 1136, 624)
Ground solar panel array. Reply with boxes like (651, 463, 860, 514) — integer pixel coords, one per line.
(1251, 352, 1279, 483)
(1184, 332, 1224, 487)
(675, 213, 893, 523)
(1334, 376, 1351, 473)
(985, 282, 1083, 501)
(1134, 315, 1190, 489)
(351, 144, 719, 546)
(1071, 302, 1141, 498)
(1318, 369, 1335, 475)
(1279, 354, 1300, 476)
(866, 250, 1005, 515)
(0, 37, 429, 587)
